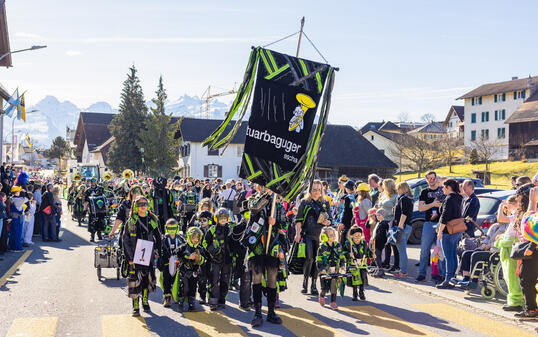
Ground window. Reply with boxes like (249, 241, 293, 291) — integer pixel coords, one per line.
(207, 164, 219, 178)
(494, 95, 497, 103)
(208, 148, 219, 156)
(514, 91, 517, 100)
(501, 109, 506, 120)
(502, 93, 506, 101)
(471, 113, 476, 123)
(471, 97, 475, 106)
(479, 96, 482, 104)
(497, 127, 506, 139)
(494, 110, 498, 121)
(481, 111, 489, 122)
(371, 135, 374, 141)
(522, 90, 526, 99)
(471, 130, 476, 141)
(481, 129, 489, 140)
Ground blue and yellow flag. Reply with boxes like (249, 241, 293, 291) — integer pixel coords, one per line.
(18, 92, 26, 122)
(4, 89, 20, 117)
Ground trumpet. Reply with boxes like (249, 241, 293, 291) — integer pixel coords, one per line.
(103, 172, 112, 181)
(73, 172, 82, 181)
(123, 169, 134, 180)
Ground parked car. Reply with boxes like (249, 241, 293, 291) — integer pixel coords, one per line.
(405, 176, 496, 244)
(475, 190, 516, 230)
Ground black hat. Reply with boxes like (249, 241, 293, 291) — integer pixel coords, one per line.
(344, 180, 356, 191)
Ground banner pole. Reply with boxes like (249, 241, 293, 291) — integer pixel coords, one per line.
(265, 192, 278, 254)
(296, 17, 305, 58)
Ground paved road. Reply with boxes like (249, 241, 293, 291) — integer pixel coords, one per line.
(0, 203, 536, 337)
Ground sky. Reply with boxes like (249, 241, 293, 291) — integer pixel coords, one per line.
(1, 0, 537, 127)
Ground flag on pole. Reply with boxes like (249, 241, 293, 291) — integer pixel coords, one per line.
(4, 88, 20, 117)
(18, 92, 26, 121)
(203, 47, 336, 201)
(25, 133, 32, 148)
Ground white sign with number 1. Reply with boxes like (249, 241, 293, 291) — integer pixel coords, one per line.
(134, 239, 154, 266)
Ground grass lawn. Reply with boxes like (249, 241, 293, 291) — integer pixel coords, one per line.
(396, 161, 538, 189)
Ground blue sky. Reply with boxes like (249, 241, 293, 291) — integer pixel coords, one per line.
(2, 0, 536, 127)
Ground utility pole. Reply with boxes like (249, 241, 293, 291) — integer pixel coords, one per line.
(296, 16, 305, 57)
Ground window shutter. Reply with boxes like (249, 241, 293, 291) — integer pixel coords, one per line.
(502, 109, 505, 119)
(472, 98, 475, 106)
(494, 111, 497, 120)
(502, 93, 506, 101)
(204, 165, 208, 177)
(494, 95, 497, 102)
(217, 165, 223, 177)
(479, 97, 482, 104)
(514, 92, 517, 100)
(522, 90, 526, 99)
(486, 111, 489, 121)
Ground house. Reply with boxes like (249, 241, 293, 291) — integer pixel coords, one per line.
(407, 122, 446, 140)
(505, 90, 538, 160)
(443, 105, 464, 139)
(362, 129, 416, 171)
(395, 121, 425, 132)
(359, 122, 384, 135)
(377, 121, 402, 134)
(73, 112, 115, 164)
(89, 136, 115, 169)
(458, 75, 538, 160)
(177, 118, 397, 183)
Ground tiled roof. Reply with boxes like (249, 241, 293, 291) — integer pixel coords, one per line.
(458, 76, 538, 99)
(505, 90, 538, 124)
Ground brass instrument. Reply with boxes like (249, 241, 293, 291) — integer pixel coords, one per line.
(73, 172, 82, 181)
(123, 169, 134, 180)
(103, 172, 112, 181)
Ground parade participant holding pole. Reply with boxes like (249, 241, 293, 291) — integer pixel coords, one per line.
(122, 195, 162, 316)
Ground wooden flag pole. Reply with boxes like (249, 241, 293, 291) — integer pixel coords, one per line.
(265, 192, 278, 254)
(296, 16, 305, 57)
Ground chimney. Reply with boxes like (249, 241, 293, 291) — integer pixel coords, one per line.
(528, 75, 538, 96)
(512, 76, 518, 80)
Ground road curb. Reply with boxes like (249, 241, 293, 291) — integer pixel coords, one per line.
(0, 249, 32, 288)
(388, 277, 537, 330)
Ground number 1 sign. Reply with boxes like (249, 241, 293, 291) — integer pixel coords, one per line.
(134, 239, 154, 266)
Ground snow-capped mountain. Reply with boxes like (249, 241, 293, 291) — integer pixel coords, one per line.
(5, 94, 232, 147)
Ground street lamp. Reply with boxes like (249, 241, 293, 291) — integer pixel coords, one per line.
(0, 45, 47, 62)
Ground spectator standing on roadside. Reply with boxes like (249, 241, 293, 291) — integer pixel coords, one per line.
(461, 180, 480, 238)
(436, 179, 463, 289)
(415, 171, 443, 282)
(368, 174, 381, 205)
(392, 182, 414, 278)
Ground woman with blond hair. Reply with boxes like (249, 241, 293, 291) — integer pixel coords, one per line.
(376, 179, 399, 269)
(393, 182, 414, 278)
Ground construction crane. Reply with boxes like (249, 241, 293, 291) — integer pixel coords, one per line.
(200, 85, 237, 119)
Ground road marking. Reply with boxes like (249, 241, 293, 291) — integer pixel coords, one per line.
(340, 305, 440, 337)
(0, 249, 32, 288)
(415, 303, 535, 337)
(102, 314, 150, 337)
(6, 316, 58, 337)
(278, 307, 347, 337)
(183, 311, 247, 337)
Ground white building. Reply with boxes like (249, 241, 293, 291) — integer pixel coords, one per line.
(363, 129, 414, 171)
(177, 118, 245, 180)
(443, 105, 464, 139)
(458, 76, 538, 160)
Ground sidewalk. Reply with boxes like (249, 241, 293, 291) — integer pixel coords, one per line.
(380, 244, 537, 330)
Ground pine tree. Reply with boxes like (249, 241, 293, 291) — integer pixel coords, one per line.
(137, 76, 181, 177)
(107, 65, 148, 173)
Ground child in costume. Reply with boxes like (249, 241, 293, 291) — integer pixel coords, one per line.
(203, 208, 233, 310)
(494, 195, 525, 311)
(159, 219, 184, 308)
(317, 226, 346, 310)
(343, 225, 372, 301)
(173, 226, 205, 312)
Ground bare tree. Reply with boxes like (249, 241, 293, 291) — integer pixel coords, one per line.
(437, 137, 463, 173)
(397, 112, 410, 123)
(468, 136, 502, 171)
(420, 113, 437, 123)
(390, 135, 441, 178)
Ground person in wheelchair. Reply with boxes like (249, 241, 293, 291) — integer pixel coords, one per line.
(453, 215, 508, 290)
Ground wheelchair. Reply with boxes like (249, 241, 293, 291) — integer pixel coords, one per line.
(467, 252, 508, 299)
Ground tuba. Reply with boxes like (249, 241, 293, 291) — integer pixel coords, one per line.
(123, 169, 134, 180)
(73, 172, 82, 181)
(103, 172, 112, 181)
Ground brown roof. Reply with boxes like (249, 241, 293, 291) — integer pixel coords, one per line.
(458, 76, 538, 99)
(378, 121, 401, 132)
(407, 122, 446, 134)
(505, 90, 538, 124)
(0, 2, 11, 67)
(443, 105, 464, 126)
(524, 139, 538, 147)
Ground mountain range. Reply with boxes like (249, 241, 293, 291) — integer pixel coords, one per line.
(6, 94, 232, 147)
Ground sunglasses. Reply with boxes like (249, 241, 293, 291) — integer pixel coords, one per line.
(136, 202, 148, 207)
